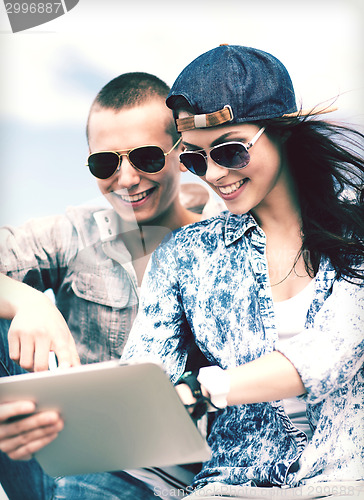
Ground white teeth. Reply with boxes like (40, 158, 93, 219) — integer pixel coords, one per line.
(120, 189, 151, 203)
(218, 179, 246, 195)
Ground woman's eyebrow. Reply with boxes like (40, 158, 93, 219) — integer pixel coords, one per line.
(211, 132, 243, 147)
(182, 132, 248, 150)
(181, 140, 199, 149)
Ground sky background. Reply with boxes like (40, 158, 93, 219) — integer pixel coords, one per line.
(0, 0, 363, 227)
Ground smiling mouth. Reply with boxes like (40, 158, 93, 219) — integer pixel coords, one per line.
(119, 187, 155, 203)
(218, 178, 247, 195)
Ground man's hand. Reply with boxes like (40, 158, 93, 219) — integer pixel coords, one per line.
(0, 274, 81, 371)
(8, 294, 80, 372)
(0, 401, 63, 461)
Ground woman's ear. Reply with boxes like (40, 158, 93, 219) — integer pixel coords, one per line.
(179, 161, 188, 172)
(176, 139, 187, 172)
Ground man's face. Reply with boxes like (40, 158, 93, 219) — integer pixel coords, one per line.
(87, 100, 182, 226)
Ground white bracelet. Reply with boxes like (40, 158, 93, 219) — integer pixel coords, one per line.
(197, 366, 230, 409)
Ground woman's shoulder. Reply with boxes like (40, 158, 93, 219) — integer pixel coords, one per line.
(163, 211, 254, 251)
(173, 210, 235, 241)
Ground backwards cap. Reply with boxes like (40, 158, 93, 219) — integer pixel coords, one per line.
(167, 45, 336, 132)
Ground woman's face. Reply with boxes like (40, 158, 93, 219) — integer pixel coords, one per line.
(179, 117, 288, 218)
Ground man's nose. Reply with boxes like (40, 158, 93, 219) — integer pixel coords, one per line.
(115, 156, 141, 189)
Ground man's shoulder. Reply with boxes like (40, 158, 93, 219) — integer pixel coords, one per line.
(179, 182, 225, 218)
(65, 204, 109, 222)
(65, 204, 116, 246)
(65, 204, 118, 230)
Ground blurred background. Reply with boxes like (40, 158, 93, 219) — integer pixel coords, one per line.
(0, 0, 363, 227)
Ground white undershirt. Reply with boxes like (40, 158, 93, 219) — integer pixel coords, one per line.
(274, 279, 316, 440)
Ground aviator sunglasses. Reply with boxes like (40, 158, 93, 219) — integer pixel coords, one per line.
(179, 127, 265, 177)
(87, 137, 182, 179)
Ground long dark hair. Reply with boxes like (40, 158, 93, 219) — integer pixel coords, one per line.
(262, 116, 364, 282)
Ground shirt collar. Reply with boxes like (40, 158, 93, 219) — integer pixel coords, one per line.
(93, 209, 124, 242)
(223, 212, 261, 246)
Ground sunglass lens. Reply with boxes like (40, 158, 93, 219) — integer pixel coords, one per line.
(88, 153, 119, 179)
(211, 143, 250, 169)
(129, 146, 165, 173)
(179, 152, 207, 177)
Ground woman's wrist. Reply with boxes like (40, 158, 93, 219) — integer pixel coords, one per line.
(197, 366, 230, 409)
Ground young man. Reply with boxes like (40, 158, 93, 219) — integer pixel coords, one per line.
(0, 72, 220, 372)
(0, 72, 222, 499)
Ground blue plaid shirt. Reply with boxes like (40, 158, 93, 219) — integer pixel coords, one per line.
(122, 211, 364, 489)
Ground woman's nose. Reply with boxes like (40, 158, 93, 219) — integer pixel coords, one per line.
(204, 158, 229, 184)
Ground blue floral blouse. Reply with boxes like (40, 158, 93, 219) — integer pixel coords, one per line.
(122, 211, 364, 490)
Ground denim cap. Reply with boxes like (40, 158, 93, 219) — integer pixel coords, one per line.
(166, 45, 298, 132)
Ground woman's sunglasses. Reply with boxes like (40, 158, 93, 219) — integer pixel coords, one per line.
(179, 127, 265, 177)
(87, 137, 182, 179)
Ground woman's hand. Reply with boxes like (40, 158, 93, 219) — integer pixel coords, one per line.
(0, 401, 63, 461)
(175, 382, 198, 407)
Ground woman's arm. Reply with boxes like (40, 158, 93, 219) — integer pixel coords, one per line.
(226, 351, 305, 405)
(175, 351, 305, 409)
(121, 237, 191, 380)
(276, 276, 364, 404)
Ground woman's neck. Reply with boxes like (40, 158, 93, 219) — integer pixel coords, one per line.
(251, 169, 313, 301)
(252, 165, 301, 232)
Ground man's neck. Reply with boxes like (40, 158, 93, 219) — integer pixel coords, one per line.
(117, 202, 201, 285)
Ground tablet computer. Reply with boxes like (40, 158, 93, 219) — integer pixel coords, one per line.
(0, 360, 211, 477)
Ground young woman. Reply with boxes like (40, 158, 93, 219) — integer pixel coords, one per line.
(122, 45, 364, 498)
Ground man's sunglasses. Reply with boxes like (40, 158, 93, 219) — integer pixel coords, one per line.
(179, 127, 265, 177)
(87, 137, 182, 179)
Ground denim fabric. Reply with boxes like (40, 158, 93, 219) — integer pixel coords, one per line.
(0, 184, 222, 499)
(0, 320, 161, 500)
(0, 319, 56, 500)
(0, 207, 138, 364)
(185, 480, 364, 499)
(166, 45, 297, 123)
(53, 472, 157, 499)
(0, 184, 220, 365)
(122, 211, 364, 491)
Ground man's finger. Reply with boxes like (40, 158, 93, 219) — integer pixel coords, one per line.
(7, 330, 20, 363)
(0, 401, 36, 425)
(5, 431, 61, 461)
(1, 410, 59, 438)
(53, 338, 80, 368)
(33, 338, 52, 372)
